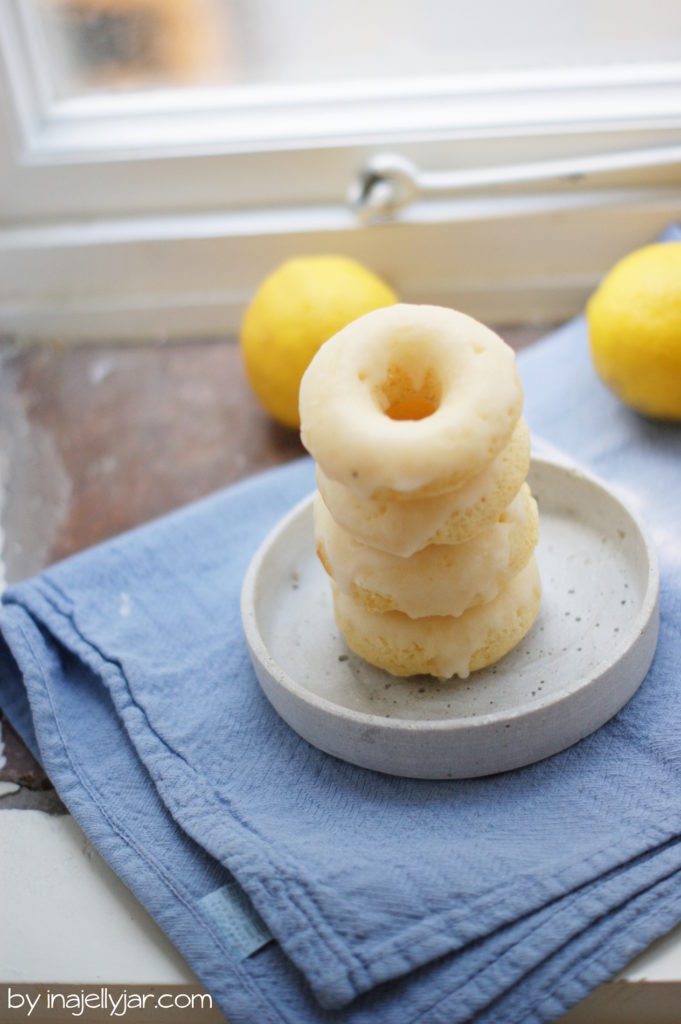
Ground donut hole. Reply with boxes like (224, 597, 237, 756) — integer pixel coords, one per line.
(376, 365, 442, 421)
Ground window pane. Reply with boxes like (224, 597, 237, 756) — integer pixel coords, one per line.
(35, 0, 234, 95)
(33, 0, 681, 100)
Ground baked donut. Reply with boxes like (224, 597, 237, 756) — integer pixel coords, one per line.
(299, 304, 523, 500)
(315, 483, 538, 619)
(316, 418, 530, 556)
(332, 557, 542, 680)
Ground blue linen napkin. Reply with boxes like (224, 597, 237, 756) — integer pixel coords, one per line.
(1, 225, 680, 1024)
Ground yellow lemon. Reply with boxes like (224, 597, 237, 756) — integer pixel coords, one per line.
(586, 242, 681, 420)
(240, 255, 397, 428)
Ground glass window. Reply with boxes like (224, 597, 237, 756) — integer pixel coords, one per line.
(1, 0, 680, 339)
(33, 0, 681, 100)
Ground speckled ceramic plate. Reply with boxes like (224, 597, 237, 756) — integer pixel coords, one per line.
(241, 457, 659, 779)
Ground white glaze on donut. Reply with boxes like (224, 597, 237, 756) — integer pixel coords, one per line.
(317, 419, 530, 556)
(299, 304, 523, 499)
(315, 483, 538, 619)
(332, 556, 542, 680)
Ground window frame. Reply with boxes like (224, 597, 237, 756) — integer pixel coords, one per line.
(1, 0, 680, 339)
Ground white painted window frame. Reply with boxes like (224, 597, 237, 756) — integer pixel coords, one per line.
(0, 0, 681, 340)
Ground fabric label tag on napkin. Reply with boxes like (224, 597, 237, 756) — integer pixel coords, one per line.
(198, 878, 272, 960)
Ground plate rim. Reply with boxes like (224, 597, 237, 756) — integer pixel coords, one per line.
(241, 455, 660, 734)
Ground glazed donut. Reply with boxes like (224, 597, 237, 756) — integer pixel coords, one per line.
(315, 483, 538, 619)
(317, 419, 530, 556)
(299, 304, 523, 500)
(332, 556, 542, 680)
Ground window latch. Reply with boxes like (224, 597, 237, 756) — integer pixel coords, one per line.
(348, 145, 681, 219)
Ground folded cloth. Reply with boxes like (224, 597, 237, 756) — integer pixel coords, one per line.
(2, 225, 681, 1024)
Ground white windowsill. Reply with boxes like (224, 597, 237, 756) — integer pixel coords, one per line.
(1, 187, 679, 342)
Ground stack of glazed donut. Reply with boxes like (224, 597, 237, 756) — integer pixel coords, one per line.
(299, 303, 541, 680)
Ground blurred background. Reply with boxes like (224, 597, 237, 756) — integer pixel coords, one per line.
(1, 0, 680, 341)
(31, 0, 681, 95)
